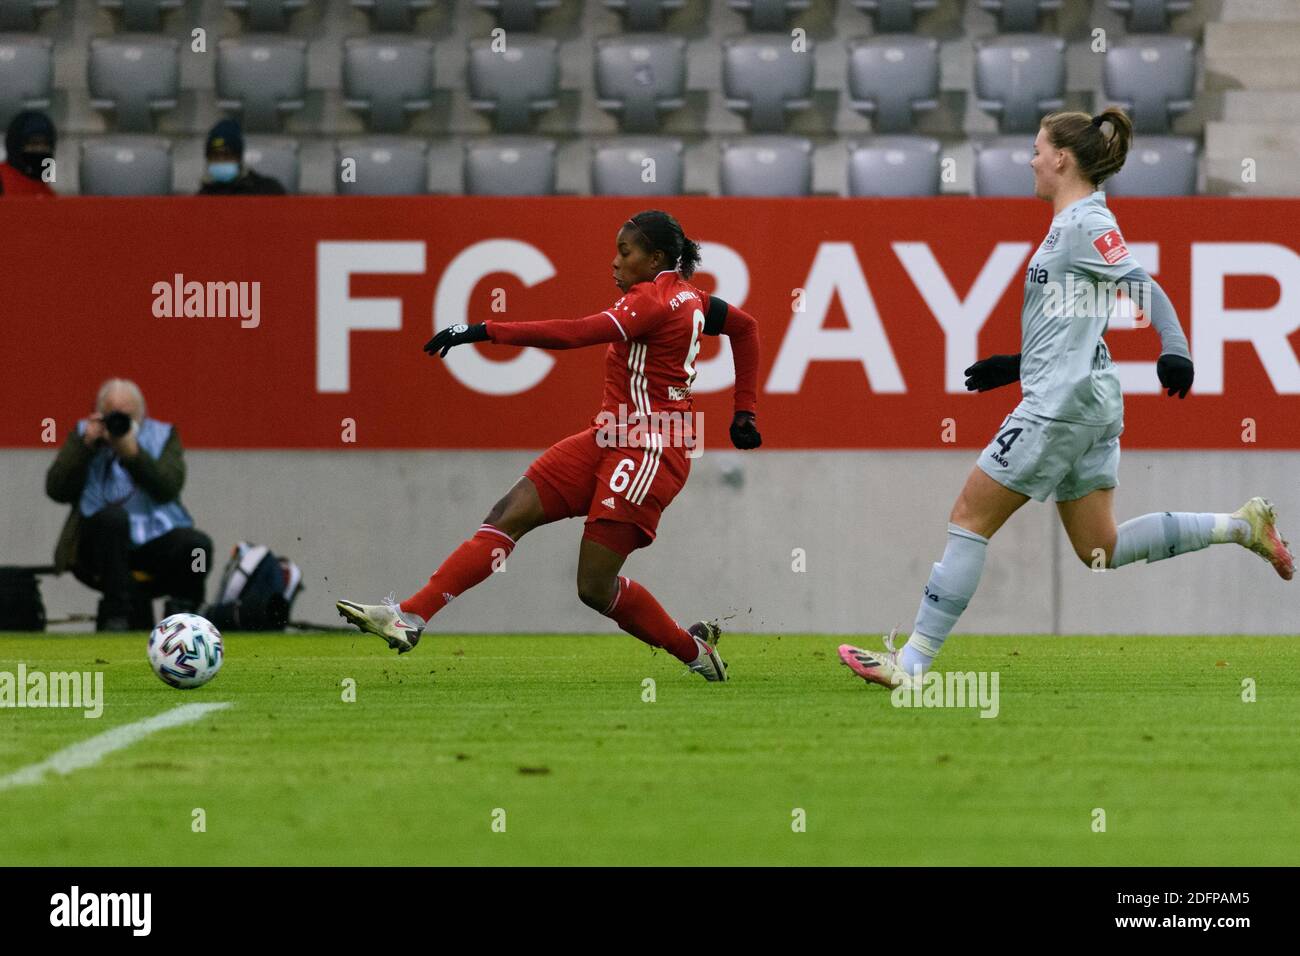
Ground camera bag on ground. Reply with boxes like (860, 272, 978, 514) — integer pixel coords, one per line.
(204, 543, 303, 631)
(0, 566, 48, 631)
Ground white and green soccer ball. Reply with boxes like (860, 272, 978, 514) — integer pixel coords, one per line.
(147, 613, 224, 689)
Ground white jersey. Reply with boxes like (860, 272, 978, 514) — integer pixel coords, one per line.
(1018, 191, 1139, 426)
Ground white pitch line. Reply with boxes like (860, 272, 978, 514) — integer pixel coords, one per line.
(0, 702, 231, 792)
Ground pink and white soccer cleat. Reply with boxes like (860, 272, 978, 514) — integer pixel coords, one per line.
(1234, 497, 1294, 581)
(838, 628, 918, 689)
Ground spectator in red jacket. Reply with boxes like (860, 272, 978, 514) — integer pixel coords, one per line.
(0, 110, 56, 198)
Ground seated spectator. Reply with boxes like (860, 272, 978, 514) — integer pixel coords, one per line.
(0, 110, 56, 198)
(46, 379, 212, 631)
(198, 119, 285, 195)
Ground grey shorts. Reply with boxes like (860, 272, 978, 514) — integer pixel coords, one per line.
(976, 405, 1123, 502)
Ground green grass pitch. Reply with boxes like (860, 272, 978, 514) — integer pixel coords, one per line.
(1, 632, 1297, 866)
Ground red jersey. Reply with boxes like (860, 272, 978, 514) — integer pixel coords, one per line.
(0, 163, 55, 198)
(598, 270, 706, 417)
(484, 270, 759, 419)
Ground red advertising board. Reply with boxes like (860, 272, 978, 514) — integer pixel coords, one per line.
(4, 197, 1298, 449)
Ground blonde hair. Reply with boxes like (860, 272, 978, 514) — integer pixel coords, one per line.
(1040, 106, 1134, 188)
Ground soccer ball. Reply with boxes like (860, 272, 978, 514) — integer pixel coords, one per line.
(147, 613, 224, 689)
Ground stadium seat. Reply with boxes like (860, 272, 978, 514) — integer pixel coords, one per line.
(216, 37, 307, 132)
(464, 139, 556, 195)
(851, 0, 939, 33)
(468, 36, 559, 133)
(223, 0, 307, 31)
(591, 137, 684, 196)
(87, 36, 180, 132)
(847, 136, 942, 197)
(603, 0, 684, 32)
(723, 35, 814, 133)
(1103, 37, 1195, 133)
(976, 0, 1061, 32)
(79, 137, 172, 195)
(335, 138, 428, 195)
(474, 0, 559, 31)
(1107, 0, 1192, 33)
(594, 36, 686, 134)
(847, 36, 940, 134)
(243, 136, 300, 194)
(1106, 136, 1197, 196)
(974, 35, 1066, 133)
(343, 37, 435, 133)
(972, 135, 1034, 196)
(0, 0, 57, 31)
(97, 0, 182, 31)
(0, 35, 53, 128)
(351, 0, 434, 31)
(719, 136, 812, 196)
(727, 0, 811, 31)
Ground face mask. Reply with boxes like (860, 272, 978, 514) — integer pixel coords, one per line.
(208, 161, 240, 183)
(16, 149, 50, 179)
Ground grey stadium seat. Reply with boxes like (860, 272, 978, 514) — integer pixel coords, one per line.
(464, 139, 556, 195)
(1103, 37, 1195, 133)
(728, 0, 811, 31)
(1106, 136, 1197, 196)
(98, 0, 182, 31)
(0, 35, 52, 128)
(217, 37, 307, 132)
(336, 138, 428, 195)
(604, 0, 684, 31)
(723, 35, 814, 133)
(719, 136, 812, 197)
(974, 35, 1066, 133)
(851, 0, 939, 33)
(1107, 0, 1192, 33)
(352, 0, 434, 31)
(591, 138, 684, 196)
(224, 0, 307, 31)
(977, 0, 1061, 32)
(243, 136, 300, 193)
(595, 36, 686, 133)
(475, 0, 559, 31)
(79, 138, 172, 195)
(0, 0, 57, 30)
(847, 136, 942, 197)
(88, 36, 179, 132)
(468, 36, 558, 133)
(972, 135, 1035, 197)
(847, 36, 939, 133)
(343, 37, 434, 133)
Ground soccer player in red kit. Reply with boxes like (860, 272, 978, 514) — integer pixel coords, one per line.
(337, 210, 762, 681)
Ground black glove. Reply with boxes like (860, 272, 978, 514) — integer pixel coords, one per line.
(729, 411, 762, 450)
(424, 323, 489, 358)
(1157, 354, 1194, 399)
(964, 353, 1022, 392)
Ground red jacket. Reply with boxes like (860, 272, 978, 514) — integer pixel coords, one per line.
(0, 162, 55, 197)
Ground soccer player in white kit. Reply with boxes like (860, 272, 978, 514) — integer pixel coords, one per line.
(840, 107, 1294, 689)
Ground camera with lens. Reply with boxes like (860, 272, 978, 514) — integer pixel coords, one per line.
(103, 411, 133, 438)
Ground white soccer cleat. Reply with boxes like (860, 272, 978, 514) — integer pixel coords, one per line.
(838, 627, 919, 689)
(685, 621, 727, 682)
(336, 593, 426, 653)
(1233, 497, 1294, 581)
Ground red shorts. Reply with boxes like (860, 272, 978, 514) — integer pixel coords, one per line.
(524, 425, 691, 556)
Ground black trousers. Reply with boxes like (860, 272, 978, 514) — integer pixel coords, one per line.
(73, 505, 213, 613)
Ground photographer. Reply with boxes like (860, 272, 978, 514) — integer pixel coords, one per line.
(45, 379, 211, 631)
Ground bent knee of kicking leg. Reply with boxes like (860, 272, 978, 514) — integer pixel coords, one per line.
(576, 574, 616, 612)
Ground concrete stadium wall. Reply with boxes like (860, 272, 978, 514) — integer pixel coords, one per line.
(4, 449, 1297, 635)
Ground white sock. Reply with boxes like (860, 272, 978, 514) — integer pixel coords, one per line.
(899, 524, 989, 675)
(1111, 512, 1248, 568)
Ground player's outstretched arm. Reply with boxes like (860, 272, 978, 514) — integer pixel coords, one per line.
(1123, 265, 1194, 399)
(964, 354, 1021, 392)
(704, 295, 762, 450)
(424, 313, 627, 357)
